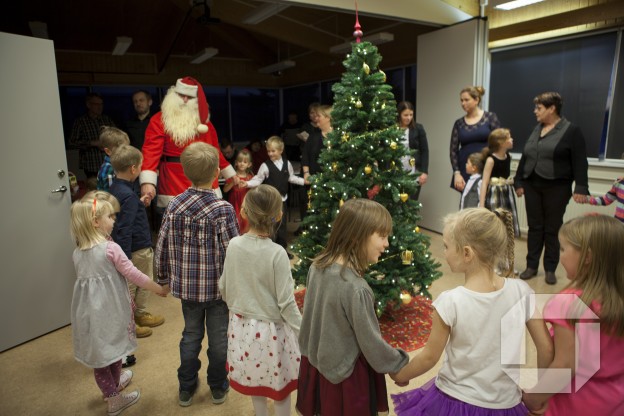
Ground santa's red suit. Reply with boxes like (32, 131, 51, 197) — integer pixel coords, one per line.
(140, 77, 235, 208)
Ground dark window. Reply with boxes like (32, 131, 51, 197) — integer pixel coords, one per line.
(491, 32, 618, 158)
(229, 88, 279, 143)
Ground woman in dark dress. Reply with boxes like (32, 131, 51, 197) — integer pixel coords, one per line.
(449, 86, 500, 192)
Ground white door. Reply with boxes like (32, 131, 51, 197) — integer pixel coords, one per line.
(0, 32, 76, 351)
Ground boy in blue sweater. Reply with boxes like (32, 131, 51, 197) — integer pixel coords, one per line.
(110, 144, 165, 340)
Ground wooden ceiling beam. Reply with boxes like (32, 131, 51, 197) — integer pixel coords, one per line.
(489, 2, 624, 42)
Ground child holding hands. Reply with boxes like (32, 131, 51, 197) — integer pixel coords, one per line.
(391, 208, 553, 416)
(222, 149, 254, 233)
(70, 196, 168, 415)
(219, 184, 302, 416)
(522, 215, 624, 415)
(296, 199, 409, 416)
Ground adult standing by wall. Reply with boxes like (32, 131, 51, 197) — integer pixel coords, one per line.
(125, 90, 154, 150)
(514, 92, 589, 285)
(398, 101, 429, 200)
(140, 77, 237, 223)
(449, 86, 500, 192)
(69, 92, 116, 179)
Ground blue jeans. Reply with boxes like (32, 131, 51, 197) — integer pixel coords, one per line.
(178, 299, 229, 392)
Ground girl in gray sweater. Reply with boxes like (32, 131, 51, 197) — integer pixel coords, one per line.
(296, 199, 409, 416)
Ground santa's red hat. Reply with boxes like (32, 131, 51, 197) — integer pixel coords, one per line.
(174, 76, 210, 134)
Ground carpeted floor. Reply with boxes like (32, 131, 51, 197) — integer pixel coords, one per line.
(0, 225, 568, 415)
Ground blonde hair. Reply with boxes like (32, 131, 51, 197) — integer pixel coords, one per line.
(266, 136, 284, 151)
(181, 142, 219, 186)
(317, 105, 333, 120)
(314, 199, 392, 277)
(110, 144, 142, 173)
(82, 190, 121, 213)
(559, 215, 624, 337)
(70, 197, 115, 249)
(460, 86, 485, 105)
(483, 128, 510, 156)
(100, 126, 130, 150)
(444, 208, 515, 277)
(241, 185, 283, 236)
(235, 149, 253, 175)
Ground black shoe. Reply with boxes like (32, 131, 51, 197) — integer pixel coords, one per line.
(178, 383, 198, 407)
(545, 271, 557, 285)
(122, 355, 136, 368)
(211, 381, 230, 405)
(519, 268, 537, 280)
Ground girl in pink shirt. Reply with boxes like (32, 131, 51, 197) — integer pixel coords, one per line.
(523, 215, 624, 415)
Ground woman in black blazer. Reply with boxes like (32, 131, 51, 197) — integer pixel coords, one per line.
(397, 101, 429, 200)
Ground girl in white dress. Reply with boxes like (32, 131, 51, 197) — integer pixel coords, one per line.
(70, 196, 168, 415)
(219, 184, 302, 416)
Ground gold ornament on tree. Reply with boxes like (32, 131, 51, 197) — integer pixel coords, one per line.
(414, 226, 420, 233)
(400, 291, 412, 305)
(341, 132, 349, 142)
(390, 161, 396, 169)
(331, 162, 338, 172)
(380, 70, 387, 82)
(400, 193, 409, 202)
(390, 141, 397, 150)
(364, 165, 372, 174)
(401, 250, 414, 264)
(409, 158, 416, 167)
(363, 62, 370, 74)
(339, 199, 344, 207)
(355, 100, 363, 108)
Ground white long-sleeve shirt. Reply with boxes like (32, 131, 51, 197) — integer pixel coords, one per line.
(245, 158, 305, 201)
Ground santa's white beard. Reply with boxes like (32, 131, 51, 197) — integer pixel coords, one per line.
(161, 88, 200, 147)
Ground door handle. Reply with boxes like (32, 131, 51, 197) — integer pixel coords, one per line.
(51, 185, 68, 193)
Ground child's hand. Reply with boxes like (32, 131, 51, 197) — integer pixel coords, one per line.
(239, 181, 248, 188)
(140, 194, 152, 207)
(157, 285, 170, 297)
(522, 391, 548, 415)
(389, 371, 408, 387)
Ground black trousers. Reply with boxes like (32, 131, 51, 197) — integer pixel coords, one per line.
(523, 178, 572, 272)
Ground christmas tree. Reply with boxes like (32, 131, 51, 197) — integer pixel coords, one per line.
(291, 36, 442, 317)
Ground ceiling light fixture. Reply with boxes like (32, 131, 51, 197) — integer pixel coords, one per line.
(494, 0, 544, 11)
(243, 2, 289, 25)
(258, 60, 296, 74)
(112, 36, 133, 56)
(190, 47, 219, 64)
(28, 21, 49, 39)
(329, 32, 395, 55)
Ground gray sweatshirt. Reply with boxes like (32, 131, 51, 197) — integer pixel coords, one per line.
(299, 263, 409, 383)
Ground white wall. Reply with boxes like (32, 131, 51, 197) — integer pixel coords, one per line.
(416, 19, 489, 233)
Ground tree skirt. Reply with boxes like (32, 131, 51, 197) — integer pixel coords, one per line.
(294, 289, 433, 353)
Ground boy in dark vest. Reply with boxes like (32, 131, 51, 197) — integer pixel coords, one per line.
(242, 136, 308, 255)
(460, 152, 484, 210)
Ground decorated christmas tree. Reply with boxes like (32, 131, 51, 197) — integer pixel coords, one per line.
(291, 23, 442, 317)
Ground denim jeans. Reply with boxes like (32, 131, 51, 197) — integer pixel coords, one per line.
(178, 299, 229, 392)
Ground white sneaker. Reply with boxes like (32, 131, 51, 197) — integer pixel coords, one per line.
(118, 369, 133, 392)
(107, 390, 140, 416)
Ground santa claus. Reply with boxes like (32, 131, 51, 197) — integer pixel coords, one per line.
(140, 77, 237, 208)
